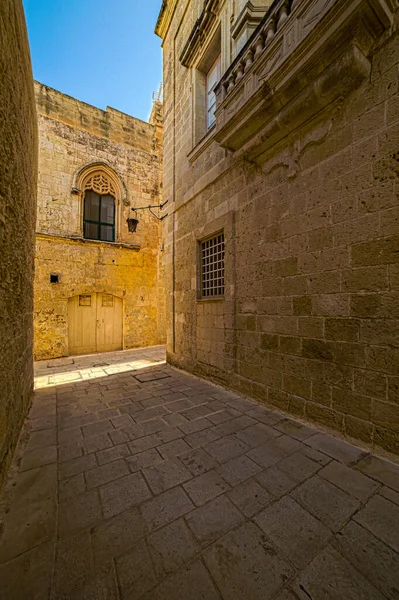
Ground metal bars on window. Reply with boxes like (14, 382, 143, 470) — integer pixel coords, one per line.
(200, 233, 224, 298)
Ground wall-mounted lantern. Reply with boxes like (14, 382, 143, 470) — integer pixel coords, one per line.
(126, 200, 168, 233)
(126, 210, 139, 233)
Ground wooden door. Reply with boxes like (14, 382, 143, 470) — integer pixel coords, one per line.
(96, 293, 123, 352)
(68, 293, 123, 355)
(68, 293, 97, 355)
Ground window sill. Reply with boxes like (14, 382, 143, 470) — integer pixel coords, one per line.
(36, 232, 141, 251)
(196, 296, 225, 302)
(187, 124, 216, 163)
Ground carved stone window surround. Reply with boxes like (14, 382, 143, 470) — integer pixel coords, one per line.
(73, 162, 128, 241)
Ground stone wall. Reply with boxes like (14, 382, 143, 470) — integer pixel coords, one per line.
(158, 0, 399, 455)
(0, 0, 37, 487)
(34, 83, 165, 360)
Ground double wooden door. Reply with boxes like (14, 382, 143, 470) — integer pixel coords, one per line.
(68, 293, 123, 355)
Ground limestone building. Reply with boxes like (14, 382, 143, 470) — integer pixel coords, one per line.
(0, 0, 37, 487)
(34, 83, 165, 360)
(156, 0, 399, 455)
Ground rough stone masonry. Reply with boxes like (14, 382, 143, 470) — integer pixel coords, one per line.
(157, 0, 399, 455)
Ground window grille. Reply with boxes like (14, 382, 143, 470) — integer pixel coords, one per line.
(200, 233, 224, 298)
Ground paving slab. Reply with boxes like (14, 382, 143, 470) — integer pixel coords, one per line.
(292, 545, 385, 600)
(203, 522, 294, 600)
(0, 346, 398, 598)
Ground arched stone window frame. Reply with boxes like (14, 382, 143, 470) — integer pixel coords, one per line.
(73, 162, 128, 242)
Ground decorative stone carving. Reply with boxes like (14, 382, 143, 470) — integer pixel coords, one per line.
(83, 173, 117, 197)
(214, 0, 399, 152)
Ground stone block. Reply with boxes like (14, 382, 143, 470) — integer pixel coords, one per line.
(354, 494, 399, 552)
(255, 496, 331, 568)
(127, 448, 163, 471)
(304, 432, 367, 466)
(320, 460, 379, 501)
(143, 457, 192, 494)
(140, 486, 194, 532)
(58, 490, 102, 538)
(96, 443, 130, 465)
(186, 494, 244, 547)
(115, 539, 156, 598)
(292, 545, 385, 600)
(85, 459, 129, 489)
(183, 469, 230, 506)
(218, 454, 262, 486)
(0, 542, 54, 600)
(179, 447, 218, 476)
(158, 438, 191, 458)
(91, 507, 148, 565)
(291, 475, 361, 532)
(203, 522, 293, 600)
(128, 434, 161, 455)
(59, 454, 97, 480)
(140, 560, 220, 600)
(332, 520, 399, 598)
(147, 518, 199, 577)
(99, 472, 151, 519)
(20, 445, 57, 471)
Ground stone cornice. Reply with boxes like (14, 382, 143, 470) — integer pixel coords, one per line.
(214, 0, 399, 154)
(179, 0, 220, 66)
(155, 0, 179, 40)
(36, 232, 141, 251)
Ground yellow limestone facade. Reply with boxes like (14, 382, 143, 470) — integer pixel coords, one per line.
(34, 83, 165, 360)
(157, 0, 399, 455)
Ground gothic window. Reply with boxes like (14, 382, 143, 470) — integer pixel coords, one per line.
(83, 190, 115, 242)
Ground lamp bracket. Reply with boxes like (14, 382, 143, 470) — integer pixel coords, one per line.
(130, 200, 168, 221)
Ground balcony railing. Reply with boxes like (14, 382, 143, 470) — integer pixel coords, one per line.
(217, 0, 293, 101)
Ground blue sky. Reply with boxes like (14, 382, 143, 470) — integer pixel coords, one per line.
(23, 0, 163, 122)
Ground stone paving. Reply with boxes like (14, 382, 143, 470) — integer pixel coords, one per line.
(1, 346, 399, 599)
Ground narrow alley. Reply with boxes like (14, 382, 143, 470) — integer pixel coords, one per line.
(0, 347, 398, 599)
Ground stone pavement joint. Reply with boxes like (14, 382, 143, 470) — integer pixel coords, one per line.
(0, 345, 399, 599)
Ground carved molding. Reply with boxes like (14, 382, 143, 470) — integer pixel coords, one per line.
(180, 0, 220, 67)
(214, 0, 398, 153)
(74, 162, 128, 206)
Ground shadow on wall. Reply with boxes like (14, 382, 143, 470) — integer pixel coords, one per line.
(0, 0, 38, 488)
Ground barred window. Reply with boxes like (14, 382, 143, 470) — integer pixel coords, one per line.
(200, 233, 224, 298)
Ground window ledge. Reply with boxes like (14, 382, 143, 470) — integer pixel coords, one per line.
(196, 297, 225, 302)
(36, 232, 141, 251)
(187, 124, 216, 163)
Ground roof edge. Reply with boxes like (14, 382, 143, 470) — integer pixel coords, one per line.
(155, 0, 178, 39)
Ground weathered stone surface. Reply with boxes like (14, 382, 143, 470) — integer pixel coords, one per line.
(91, 507, 148, 565)
(319, 460, 380, 501)
(227, 477, 274, 517)
(183, 469, 230, 506)
(99, 472, 151, 519)
(186, 494, 244, 546)
(143, 458, 192, 494)
(255, 497, 331, 568)
(157, 0, 399, 456)
(291, 475, 361, 531)
(33, 82, 165, 361)
(141, 560, 220, 600)
(354, 494, 399, 552)
(204, 522, 294, 600)
(333, 520, 399, 599)
(0, 0, 37, 491)
(292, 545, 385, 600)
(1, 350, 398, 597)
(147, 519, 199, 576)
(140, 486, 194, 532)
